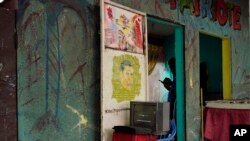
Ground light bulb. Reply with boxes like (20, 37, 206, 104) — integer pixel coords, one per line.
(0, 0, 4, 3)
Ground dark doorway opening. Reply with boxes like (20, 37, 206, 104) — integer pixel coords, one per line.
(200, 33, 223, 105)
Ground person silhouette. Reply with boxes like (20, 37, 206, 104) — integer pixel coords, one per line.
(160, 57, 176, 119)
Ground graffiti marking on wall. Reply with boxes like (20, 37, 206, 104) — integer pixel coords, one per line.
(171, 0, 241, 30)
(66, 105, 88, 130)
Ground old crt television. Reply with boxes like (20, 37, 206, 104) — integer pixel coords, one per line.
(130, 101, 170, 134)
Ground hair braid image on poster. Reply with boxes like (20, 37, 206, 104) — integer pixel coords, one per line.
(112, 54, 141, 102)
(104, 4, 143, 54)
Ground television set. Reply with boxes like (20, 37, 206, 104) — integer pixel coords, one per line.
(130, 101, 170, 134)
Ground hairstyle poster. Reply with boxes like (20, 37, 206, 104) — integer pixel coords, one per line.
(112, 54, 141, 102)
(104, 3, 144, 54)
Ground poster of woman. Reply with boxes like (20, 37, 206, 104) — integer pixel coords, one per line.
(104, 3, 144, 54)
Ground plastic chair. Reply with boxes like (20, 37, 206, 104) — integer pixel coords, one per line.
(157, 120, 176, 141)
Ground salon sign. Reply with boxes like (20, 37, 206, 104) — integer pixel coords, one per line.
(169, 0, 241, 30)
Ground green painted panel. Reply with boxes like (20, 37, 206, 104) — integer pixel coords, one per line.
(175, 27, 185, 141)
(17, 0, 100, 141)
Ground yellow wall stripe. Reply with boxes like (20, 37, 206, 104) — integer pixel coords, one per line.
(222, 39, 232, 99)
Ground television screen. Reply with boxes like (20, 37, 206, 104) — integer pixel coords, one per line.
(130, 101, 170, 134)
(132, 103, 156, 128)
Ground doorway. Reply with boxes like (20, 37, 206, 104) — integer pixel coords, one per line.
(147, 17, 185, 141)
(199, 33, 232, 104)
(200, 33, 223, 102)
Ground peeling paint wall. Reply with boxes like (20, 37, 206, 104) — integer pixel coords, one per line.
(17, 0, 100, 140)
(15, 0, 249, 141)
(0, 8, 17, 141)
(112, 0, 249, 141)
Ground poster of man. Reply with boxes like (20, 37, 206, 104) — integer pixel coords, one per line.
(112, 54, 141, 102)
(119, 60, 134, 90)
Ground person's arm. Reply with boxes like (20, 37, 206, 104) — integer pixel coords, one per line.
(160, 78, 173, 91)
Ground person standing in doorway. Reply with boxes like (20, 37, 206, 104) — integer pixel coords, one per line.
(160, 57, 176, 120)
